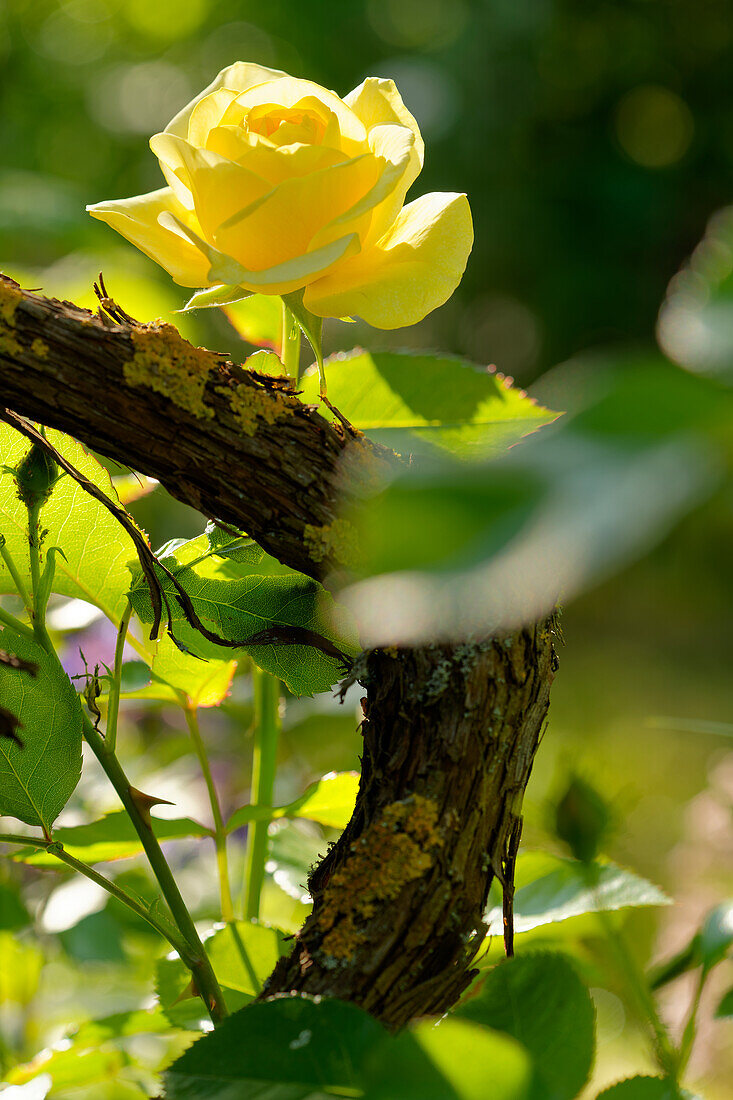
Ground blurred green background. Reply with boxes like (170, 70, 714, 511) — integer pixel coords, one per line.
(0, 1, 731, 1096)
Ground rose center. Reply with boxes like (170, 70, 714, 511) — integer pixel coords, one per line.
(246, 107, 326, 146)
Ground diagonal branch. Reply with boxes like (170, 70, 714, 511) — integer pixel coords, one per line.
(0, 274, 390, 582)
(0, 273, 556, 1028)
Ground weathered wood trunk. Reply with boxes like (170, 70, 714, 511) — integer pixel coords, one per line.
(0, 274, 557, 1028)
(264, 631, 555, 1028)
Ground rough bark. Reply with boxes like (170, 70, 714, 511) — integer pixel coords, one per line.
(0, 274, 391, 582)
(264, 632, 555, 1029)
(0, 274, 557, 1028)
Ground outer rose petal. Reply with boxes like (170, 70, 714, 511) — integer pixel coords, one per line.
(345, 77, 424, 223)
(303, 192, 473, 328)
(149, 133, 269, 240)
(86, 187, 212, 288)
(160, 211, 360, 295)
(164, 62, 286, 139)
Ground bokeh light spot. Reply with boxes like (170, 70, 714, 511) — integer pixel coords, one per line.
(122, 0, 210, 41)
(89, 62, 193, 134)
(614, 85, 694, 168)
(367, 0, 468, 50)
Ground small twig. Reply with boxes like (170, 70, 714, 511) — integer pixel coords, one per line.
(502, 815, 522, 958)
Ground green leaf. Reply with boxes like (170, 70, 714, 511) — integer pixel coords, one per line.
(156, 956, 247, 1032)
(595, 1078, 682, 1100)
(59, 907, 128, 962)
(162, 994, 388, 1098)
(277, 770, 358, 830)
(128, 533, 351, 696)
(300, 349, 558, 458)
(205, 521, 267, 566)
(14, 809, 210, 865)
(0, 931, 43, 1005)
(244, 349, 286, 377)
(363, 1017, 531, 1100)
(0, 628, 82, 832)
(69, 1006, 170, 1045)
(158, 920, 288, 1030)
(698, 901, 733, 972)
(0, 426, 137, 625)
(714, 986, 733, 1018)
(484, 853, 671, 937)
(456, 952, 595, 1100)
(5, 1046, 124, 1092)
(343, 356, 730, 645)
(163, 995, 531, 1100)
(0, 879, 31, 929)
(650, 900, 733, 990)
(223, 293, 282, 348)
(266, 819, 328, 901)
(181, 284, 251, 311)
(147, 634, 237, 708)
(226, 771, 359, 833)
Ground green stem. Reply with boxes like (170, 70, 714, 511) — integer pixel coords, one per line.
(243, 668, 281, 920)
(0, 537, 32, 612)
(0, 833, 191, 959)
(280, 302, 301, 379)
(591, 872, 679, 1081)
(26, 502, 53, 653)
(0, 604, 35, 641)
(105, 600, 132, 755)
(678, 966, 707, 1074)
(80, 710, 228, 1025)
(184, 703, 235, 923)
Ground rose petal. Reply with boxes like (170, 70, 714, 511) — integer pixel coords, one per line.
(214, 154, 380, 271)
(86, 187, 213, 288)
(230, 77, 368, 152)
(206, 127, 349, 183)
(345, 77, 423, 181)
(164, 62, 286, 139)
(187, 88, 242, 148)
(303, 192, 473, 328)
(161, 211, 360, 295)
(310, 122, 416, 252)
(150, 133, 269, 240)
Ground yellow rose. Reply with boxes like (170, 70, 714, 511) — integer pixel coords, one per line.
(87, 62, 473, 329)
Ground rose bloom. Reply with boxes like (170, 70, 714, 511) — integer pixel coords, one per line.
(88, 63, 473, 328)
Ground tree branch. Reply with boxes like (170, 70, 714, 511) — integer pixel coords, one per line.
(0, 274, 389, 581)
(0, 273, 557, 1028)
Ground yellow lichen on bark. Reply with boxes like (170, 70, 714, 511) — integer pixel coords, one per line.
(123, 325, 215, 420)
(318, 795, 444, 962)
(221, 382, 291, 437)
(303, 517, 360, 567)
(31, 338, 49, 359)
(0, 282, 24, 356)
(0, 282, 22, 327)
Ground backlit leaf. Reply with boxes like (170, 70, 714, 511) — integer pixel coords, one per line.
(456, 952, 595, 1100)
(595, 1078, 682, 1100)
(14, 809, 210, 866)
(484, 853, 670, 937)
(223, 293, 282, 348)
(157, 921, 288, 1030)
(0, 627, 82, 832)
(226, 771, 359, 833)
(128, 533, 352, 696)
(300, 349, 558, 458)
(0, 425, 137, 626)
